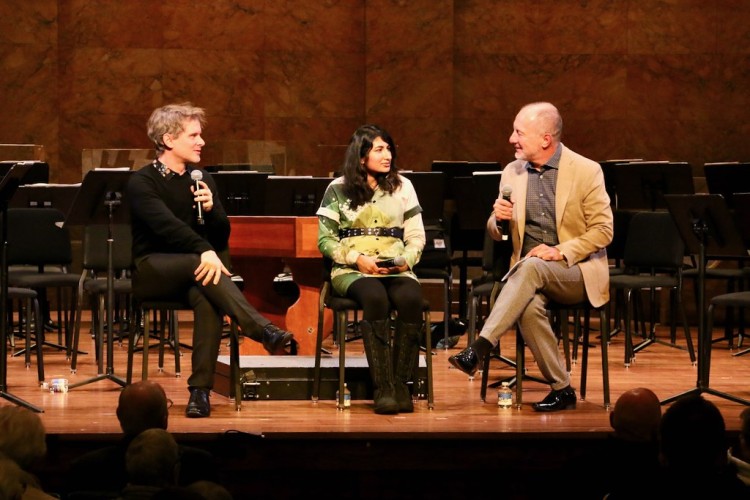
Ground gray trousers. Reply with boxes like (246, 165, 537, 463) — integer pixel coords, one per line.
(479, 257, 586, 391)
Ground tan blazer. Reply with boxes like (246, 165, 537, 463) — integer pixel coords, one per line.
(486, 144, 613, 307)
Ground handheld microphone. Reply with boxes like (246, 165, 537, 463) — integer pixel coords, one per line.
(190, 170, 205, 225)
(498, 184, 513, 241)
(376, 256, 406, 268)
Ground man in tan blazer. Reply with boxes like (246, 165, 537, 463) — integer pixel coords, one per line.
(449, 102, 613, 412)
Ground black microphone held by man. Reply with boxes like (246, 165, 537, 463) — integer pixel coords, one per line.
(497, 184, 512, 241)
(190, 169, 205, 225)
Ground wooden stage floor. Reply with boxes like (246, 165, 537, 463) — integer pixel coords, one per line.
(4, 313, 750, 498)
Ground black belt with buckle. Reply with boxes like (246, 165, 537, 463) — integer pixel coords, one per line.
(339, 227, 404, 239)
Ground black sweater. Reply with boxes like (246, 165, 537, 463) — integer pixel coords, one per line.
(126, 163, 230, 261)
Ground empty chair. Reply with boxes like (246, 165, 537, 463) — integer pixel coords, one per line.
(7, 207, 80, 356)
(71, 224, 133, 374)
(609, 211, 695, 366)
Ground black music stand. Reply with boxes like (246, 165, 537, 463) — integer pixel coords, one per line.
(452, 173, 502, 317)
(64, 170, 132, 390)
(661, 194, 750, 405)
(0, 163, 43, 412)
(613, 162, 694, 211)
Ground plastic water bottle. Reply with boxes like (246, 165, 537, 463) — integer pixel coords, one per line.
(498, 381, 513, 409)
(336, 383, 351, 410)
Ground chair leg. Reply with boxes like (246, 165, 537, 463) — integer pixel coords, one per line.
(579, 309, 591, 400)
(337, 311, 347, 409)
(141, 308, 150, 381)
(312, 301, 326, 402)
(33, 298, 44, 383)
(423, 309, 434, 410)
(515, 327, 524, 408)
(600, 308, 610, 410)
(229, 320, 242, 411)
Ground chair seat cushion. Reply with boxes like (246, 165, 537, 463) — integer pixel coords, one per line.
(711, 291, 750, 308)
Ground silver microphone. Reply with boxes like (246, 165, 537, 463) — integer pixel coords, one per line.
(190, 170, 205, 225)
(498, 184, 513, 241)
(376, 256, 406, 268)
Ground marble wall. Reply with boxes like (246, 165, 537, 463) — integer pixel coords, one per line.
(1, 0, 749, 183)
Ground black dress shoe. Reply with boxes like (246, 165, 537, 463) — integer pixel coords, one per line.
(448, 346, 480, 377)
(531, 386, 577, 412)
(186, 387, 211, 418)
(262, 324, 295, 355)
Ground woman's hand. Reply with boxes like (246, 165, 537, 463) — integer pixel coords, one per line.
(355, 255, 407, 275)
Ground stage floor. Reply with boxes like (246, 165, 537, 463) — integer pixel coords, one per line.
(5, 313, 750, 437)
(5, 313, 750, 498)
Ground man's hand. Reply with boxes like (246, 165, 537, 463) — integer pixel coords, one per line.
(195, 250, 230, 285)
(526, 244, 564, 261)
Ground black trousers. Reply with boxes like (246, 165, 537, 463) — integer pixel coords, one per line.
(133, 253, 271, 389)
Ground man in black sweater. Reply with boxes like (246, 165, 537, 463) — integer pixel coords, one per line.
(127, 102, 295, 418)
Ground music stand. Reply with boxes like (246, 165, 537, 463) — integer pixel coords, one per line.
(63, 170, 132, 390)
(613, 162, 695, 211)
(0, 163, 43, 412)
(703, 162, 750, 209)
(452, 173, 502, 317)
(661, 194, 750, 405)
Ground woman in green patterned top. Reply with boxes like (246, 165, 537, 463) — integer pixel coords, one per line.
(317, 124, 426, 414)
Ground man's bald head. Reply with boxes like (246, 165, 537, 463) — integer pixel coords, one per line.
(610, 387, 662, 442)
(116, 380, 169, 436)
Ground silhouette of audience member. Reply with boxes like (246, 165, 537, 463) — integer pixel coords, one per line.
(600, 387, 662, 499)
(0, 456, 27, 499)
(66, 380, 220, 497)
(654, 394, 750, 498)
(186, 480, 234, 500)
(728, 407, 750, 486)
(118, 428, 180, 499)
(0, 406, 57, 499)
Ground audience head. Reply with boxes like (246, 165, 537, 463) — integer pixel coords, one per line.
(738, 407, 750, 458)
(0, 456, 25, 500)
(0, 406, 47, 470)
(125, 428, 180, 488)
(187, 480, 234, 500)
(116, 380, 170, 437)
(660, 395, 727, 471)
(610, 387, 662, 442)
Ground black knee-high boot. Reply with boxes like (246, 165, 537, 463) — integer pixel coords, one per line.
(360, 319, 399, 415)
(393, 319, 422, 413)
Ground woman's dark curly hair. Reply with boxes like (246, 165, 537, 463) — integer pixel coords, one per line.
(341, 124, 401, 209)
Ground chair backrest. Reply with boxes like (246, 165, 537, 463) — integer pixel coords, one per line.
(81, 224, 132, 273)
(623, 211, 685, 271)
(608, 209, 635, 263)
(7, 207, 73, 267)
(478, 228, 513, 282)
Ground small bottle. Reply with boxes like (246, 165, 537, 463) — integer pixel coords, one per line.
(498, 381, 513, 409)
(336, 383, 351, 410)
